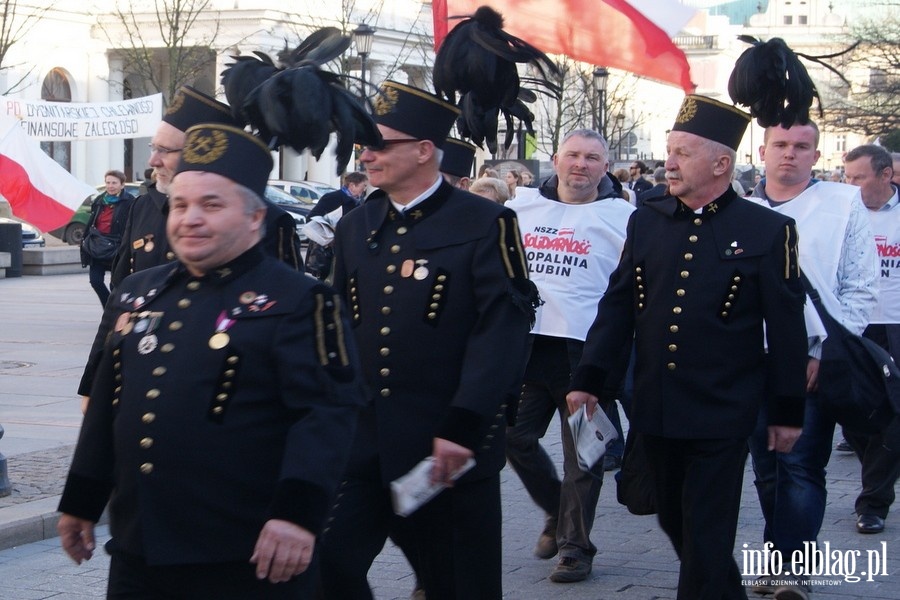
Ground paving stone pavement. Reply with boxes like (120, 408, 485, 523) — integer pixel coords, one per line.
(1, 274, 899, 599)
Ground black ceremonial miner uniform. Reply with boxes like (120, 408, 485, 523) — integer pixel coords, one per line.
(571, 187, 808, 597)
(80, 185, 302, 396)
(573, 187, 807, 435)
(326, 181, 535, 597)
(333, 182, 534, 484)
(59, 246, 363, 570)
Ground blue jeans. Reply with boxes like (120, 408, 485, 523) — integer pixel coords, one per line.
(748, 392, 835, 564)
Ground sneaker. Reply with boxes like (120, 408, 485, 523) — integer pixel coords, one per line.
(533, 516, 558, 559)
(773, 577, 810, 600)
(750, 575, 777, 595)
(549, 555, 592, 583)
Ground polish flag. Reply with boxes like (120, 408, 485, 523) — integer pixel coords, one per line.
(0, 113, 95, 232)
(433, 0, 696, 93)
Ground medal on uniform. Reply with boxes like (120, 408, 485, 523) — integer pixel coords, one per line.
(137, 334, 158, 354)
(115, 312, 130, 333)
(209, 310, 235, 350)
(136, 313, 162, 354)
(401, 259, 414, 278)
(413, 259, 429, 281)
(240, 291, 257, 304)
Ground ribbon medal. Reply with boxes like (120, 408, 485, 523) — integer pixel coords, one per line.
(209, 310, 235, 350)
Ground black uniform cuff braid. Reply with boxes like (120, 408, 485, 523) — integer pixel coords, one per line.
(269, 479, 331, 536)
(568, 365, 608, 399)
(57, 474, 113, 522)
(436, 406, 483, 450)
(767, 395, 806, 428)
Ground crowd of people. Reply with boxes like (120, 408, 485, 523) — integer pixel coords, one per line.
(53, 54, 899, 600)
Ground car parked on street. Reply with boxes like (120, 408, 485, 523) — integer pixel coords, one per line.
(269, 179, 337, 203)
(0, 199, 46, 248)
(52, 183, 142, 245)
(264, 185, 315, 243)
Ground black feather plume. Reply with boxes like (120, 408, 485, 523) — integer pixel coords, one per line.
(221, 27, 381, 174)
(433, 5, 560, 154)
(728, 36, 822, 128)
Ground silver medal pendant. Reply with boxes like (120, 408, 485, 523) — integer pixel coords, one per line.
(137, 334, 158, 355)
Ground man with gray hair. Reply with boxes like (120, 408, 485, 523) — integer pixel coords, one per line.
(505, 128, 634, 583)
(568, 96, 808, 598)
(57, 123, 363, 598)
(841, 143, 900, 537)
(636, 166, 668, 206)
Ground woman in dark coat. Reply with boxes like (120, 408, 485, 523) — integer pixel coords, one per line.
(82, 170, 134, 306)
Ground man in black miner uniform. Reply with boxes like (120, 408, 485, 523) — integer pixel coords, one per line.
(111, 85, 301, 288)
(440, 136, 477, 189)
(567, 95, 809, 599)
(79, 86, 302, 403)
(57, 123, 363, 599)
(317, 81, 538, 599)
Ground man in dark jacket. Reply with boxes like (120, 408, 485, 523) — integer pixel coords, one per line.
(317, 81, 538, 599)
(568, 95, 809, 599)
(57, 123, 363, 599)
(79, 87, 300, 402)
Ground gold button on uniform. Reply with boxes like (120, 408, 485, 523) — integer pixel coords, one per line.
(227, 356, 239, 365)
(673, 306, 682, 314)
(216, 393, 228, 401)
(187, 281, 201, 291)
(140, 437, 153, 449)
(386, 265, 397, 274)
(667, 362, 677, 370)
(397, 226, 408, 235)
(380, 368, 390, 377)
(670, 325, 679, 333)
(161, 343, 174, 353)
(384, 286, 394, 294)
(684, 253, 693, 260)
(140, 463, 154, 474)
(212, 406, 224, 415)
(390, 245, 401, 254)
(381, 306, 391, 315)
(668, 344, 677, 352)
(380, 347, 390, 357)
(693, 218, 702, 225)
(177, 299, 191, 308)
(169, 321, 183, 331)
(689, 235, 698, 242)
(152, 367, 167, 376)
(380, 388, 391, 397)
(676, 289, 685, 297)
(146, 389, 160, 399)
(437, 275, 447, 282)
(680, 271, 689, 278)
(380, 327, 391, 336)
(224, 369, 236, 377)
(142, 412, 156, 424)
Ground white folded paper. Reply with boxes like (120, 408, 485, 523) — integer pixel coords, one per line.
(390, 457, 476, 517)
(567, 405, 619, 471)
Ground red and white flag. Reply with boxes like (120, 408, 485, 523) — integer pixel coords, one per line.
(0, 113, 95, 232)
(433, 0, 696, 93)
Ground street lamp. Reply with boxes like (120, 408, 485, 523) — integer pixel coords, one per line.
(593, 67, 609, 138)
(353, 23, 376, 103)
(615, 113, 626, 160)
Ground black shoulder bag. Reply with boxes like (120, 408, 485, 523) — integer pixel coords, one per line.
(801, 272, 900, 446)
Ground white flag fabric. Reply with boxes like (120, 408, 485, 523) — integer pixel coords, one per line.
(0, 113, 96, 231)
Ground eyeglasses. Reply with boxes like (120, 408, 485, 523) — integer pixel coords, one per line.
(360, 138, 421, 153)
(148, 143, 183, 156)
